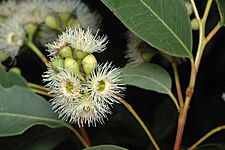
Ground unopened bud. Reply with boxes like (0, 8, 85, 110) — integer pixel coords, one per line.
(64, 58, 80, 74)
(59, 46, 73, 58)
(51, 58, 64, 72)
(141, 51, 154, 63)
(45, 15, 61, 30)
(67, 18, 80, 27)
(191, 18, 199, 30)
(59, 12, 71, 22)
(82, 54, 97, 75)
(75, 50, 88, 60)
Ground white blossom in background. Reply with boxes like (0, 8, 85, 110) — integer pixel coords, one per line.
(0, 16, 25, 59)
(0, 0, 18, 18)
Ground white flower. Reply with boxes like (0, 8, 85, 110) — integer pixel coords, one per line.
(0, 0, 18, 18)
(125, 31, 155, 65)
(75, 2, 102, 31)
(0, 16, 26, 58)
(62, 26, 108, 54)
(65, 94, 111, 127)
(46, 26, 108, 56)
(87, 62, 125, 105)
(18, 0, 49, 24)
(47, 0, 80, 13)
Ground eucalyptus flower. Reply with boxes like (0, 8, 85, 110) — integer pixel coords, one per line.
(43, 26, 125, 127)
(19, 0, 49, 24)
(0, 0, 18, 18)
(87, 62, 125, 105)
(46, 26, 108, 56)
(66, 94, 111, 127)
(125, 31, 156, 65)
(0, 16, 25, 59)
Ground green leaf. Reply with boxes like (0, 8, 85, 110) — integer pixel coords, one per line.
(0, 85, 63, 137)
(216, 0, 225, 25)
(121, 64, 172, 94)
(0, 70, 27, 88)
(100, 0, 192, 58)
(152, 99, 178, 141)
(83, 145, 128, 150)
(17, 128, 70, 150)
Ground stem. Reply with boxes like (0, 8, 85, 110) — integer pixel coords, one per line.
(80, 127, 91, 147)
(189, 125, 225, 150)
(30, 88, 53, 97)
(205, 22, 222, 43)
(174, 59, 196, 150)
(194, 0, 213, 73)
(64, 124, 89, 148)
(117, 96, 160, 150)
(172, 63, 184, 107)
(26, 41, 48, 64)
(28, 82, 48, 91)
(174, 0, 215, 148)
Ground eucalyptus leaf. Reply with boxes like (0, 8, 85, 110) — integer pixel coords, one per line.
(17, 128, 70, 150)
(0, 71, 27, 88)
(100, 0, 192, 58)
(216, 0, 225, 25)
(0, 85, 63, 137)
(83, 145, 128, 150)
(121, 64, 172, 94)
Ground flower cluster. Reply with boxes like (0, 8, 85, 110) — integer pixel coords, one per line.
(43, 26, 125, 127)
(0, 0, 101, 61)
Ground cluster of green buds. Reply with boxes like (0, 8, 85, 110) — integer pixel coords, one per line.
(50, 45, 97, 77)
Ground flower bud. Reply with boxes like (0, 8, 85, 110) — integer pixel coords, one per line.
(74, 50, 88, 60)
(141, 51, 154, 63)
(44, 15, 61, 30)
(59, 46, 73, 58)
(191, 18, 199, 30)
(64, 58, 80, 74)
(82, 54, 97, 75)
(67, 18, 80, 27)
(9, 67, 22, 75)
(59, 12, 71, 23)
(51, 58, 64, 72)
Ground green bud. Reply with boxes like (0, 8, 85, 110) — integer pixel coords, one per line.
(82, 54, 97, 75)
(64, 58, 80, 74)
(74, 50, 88, 60)
(9, 67, 22, 75)
(141, 51, 154, 63)
(51, 58, 64, 72)
(0, 51, 9, 62)
(59, 12, 71, 22)
(45, 15, 61, 30)
(67, 18, 80, 27)
(59, 46, 73, 58)
(191, 18, 199, 30)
